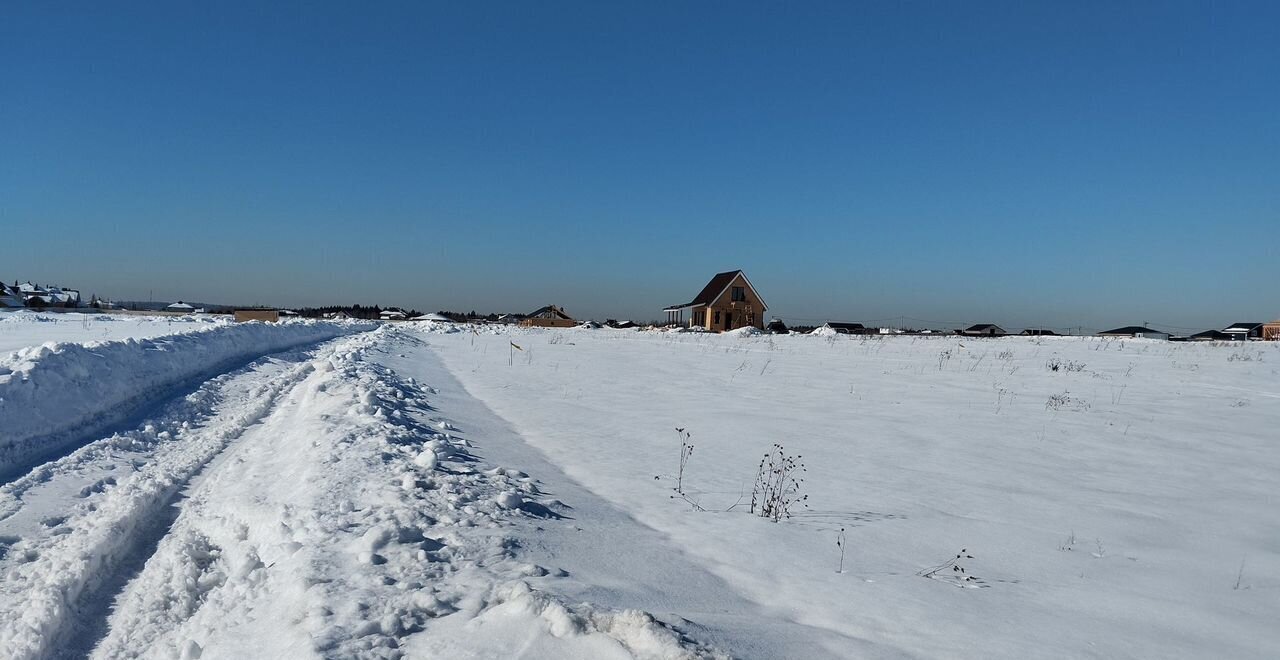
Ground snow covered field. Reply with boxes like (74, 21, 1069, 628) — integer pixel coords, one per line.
(424, 326, 1280, 659)
(0, 311, 230, 355)
(1, 317, 1276, 658)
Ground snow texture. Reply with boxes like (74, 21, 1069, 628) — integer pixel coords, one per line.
(0, 318, 367, 477)
(2, 314, 1277, 659)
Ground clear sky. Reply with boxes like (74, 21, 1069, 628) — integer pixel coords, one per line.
(3, 1, 1277, 331)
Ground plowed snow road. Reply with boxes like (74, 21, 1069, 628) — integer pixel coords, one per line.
(0, 325, 828, 659)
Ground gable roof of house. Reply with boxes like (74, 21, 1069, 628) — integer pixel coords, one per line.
(167, 301, 195, 310)
(527, 305, 572, 320)
(1100, 326, 1165, 335)
(664, 270, 768, 311)
(824, 322, 865, 331)
(964, 324, 1004, 332)
(1191, 329, 1231, 340)
(1223, 322, 1263, 332)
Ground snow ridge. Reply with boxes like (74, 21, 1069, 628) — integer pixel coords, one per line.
(0, 319, 369, 478)
(0, 347, 325, 659)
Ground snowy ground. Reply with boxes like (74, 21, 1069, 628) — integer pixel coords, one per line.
(1, 316, 1276, 658)
(0, 311, 230, 355)
(423, 325, 1280, 659)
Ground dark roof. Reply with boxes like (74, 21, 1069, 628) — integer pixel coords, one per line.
(964, 324, 1003, 332)
(526, 305, 573, 320)
(692, 270, 740, 305)
(825, 322, 865, 332)
(1100, 326, 1164, 335)
(1223, 322, 1263, 331)
(1021, 329, 1058, 336)
(1191, 329, 1231, 340)
(665, 270, 767, 311)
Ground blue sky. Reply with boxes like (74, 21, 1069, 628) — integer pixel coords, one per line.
(3, 1, 1276, 330)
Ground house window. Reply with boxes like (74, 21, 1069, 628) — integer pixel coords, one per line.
(714, 311, 721, 325)
(732, 286, 746, 302)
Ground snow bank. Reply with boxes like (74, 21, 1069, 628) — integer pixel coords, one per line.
(0, 311, 231, 354)
(408, 319, 464, 333)
(0, 320, 368, 477)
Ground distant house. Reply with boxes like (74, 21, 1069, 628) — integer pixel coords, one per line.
(605, 319, 637, 329)
(1190, 329, 1231, 341)
(960, 324, 1007, 337)
(166, 301, 196, 314)
(380, 309, 408, 321)
(821, 322, 866, 335)
(766, 318, 790, 334)
(323, 311, 352, 320)
(412, 312, 454, 322)
(15, 282, 76, 307)
(520, 305, 576, 328)
(1021, 328, 1058, 336)
(663, 269, 767, 332)
(1222, 322, 1264, 341)
(1099, 326, 1170, 340)
(235, 310, 280, 323)
(1, 283, 24, 308)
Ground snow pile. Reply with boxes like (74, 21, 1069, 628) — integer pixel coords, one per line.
(409, 581, 728, 659)
(0, 319, 368, 477)
(724, 325, 762, 337)
(409, 319, 464, 333)
(808, 325, 839, 337)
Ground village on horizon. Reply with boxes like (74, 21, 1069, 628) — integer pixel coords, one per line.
(4, 271, 1278, 342)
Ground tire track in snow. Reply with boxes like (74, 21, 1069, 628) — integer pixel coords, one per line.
(87, 328, 727, 660)
(0, 321, 368, 482)
(0, 339, 343, 660)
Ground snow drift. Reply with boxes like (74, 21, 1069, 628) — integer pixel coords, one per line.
(0, 320, 369, 477)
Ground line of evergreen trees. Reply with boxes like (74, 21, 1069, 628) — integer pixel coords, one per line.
(294, 304, 422, 320)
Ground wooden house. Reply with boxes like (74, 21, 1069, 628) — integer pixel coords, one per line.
(663, 270, 767, 332)
(235, 310, 280, 323)
(520, 305, 576, 328)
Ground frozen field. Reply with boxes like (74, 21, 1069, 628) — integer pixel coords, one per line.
(0, 318, 1276, 658)
(0, 311, 230, 354)
(425, 326, 1280, 659)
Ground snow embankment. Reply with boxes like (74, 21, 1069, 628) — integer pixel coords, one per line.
(0, 320, 369, 477)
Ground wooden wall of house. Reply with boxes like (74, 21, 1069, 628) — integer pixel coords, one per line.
(701, 272, 767, 331)
(520, 318, 578, 328)
(235, 310, 280, 323)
